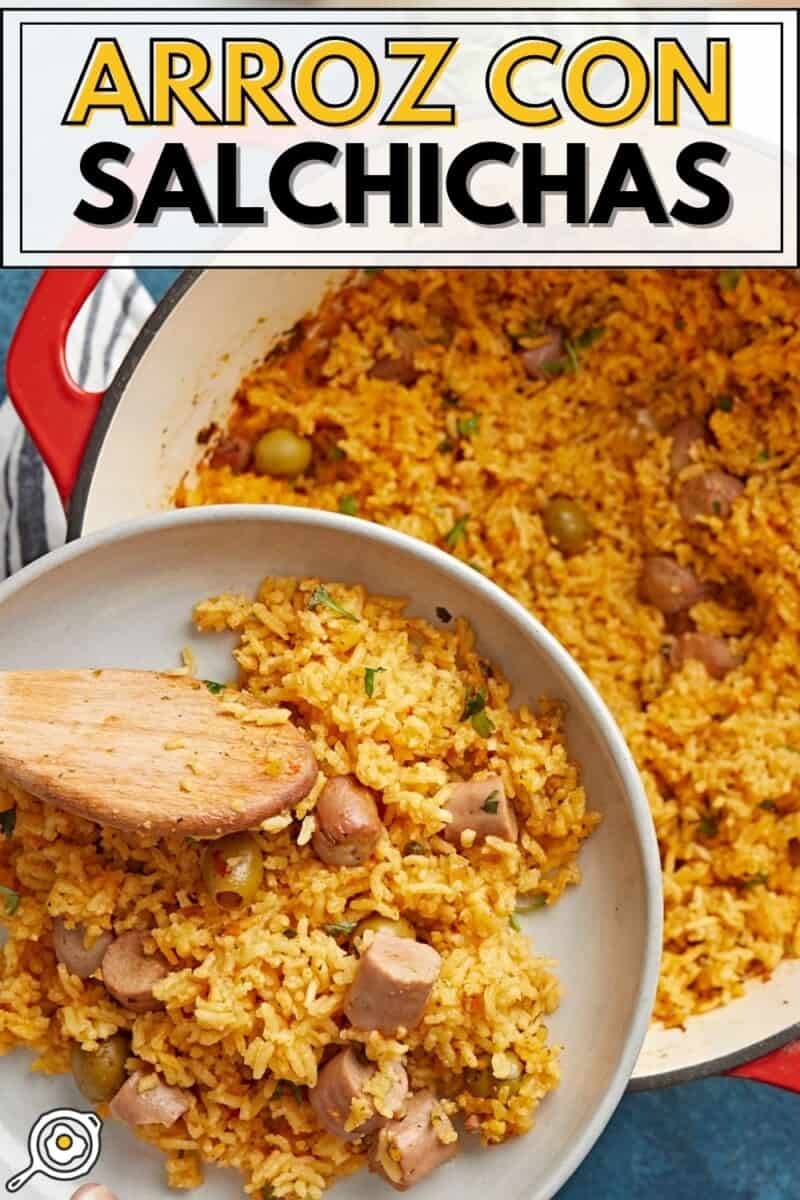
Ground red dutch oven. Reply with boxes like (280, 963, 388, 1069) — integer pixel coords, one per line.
(6, 266, 800, 1092)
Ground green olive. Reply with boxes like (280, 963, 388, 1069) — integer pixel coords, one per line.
(253, 429, 312, 478)
(463, 1066, 493, 1098)
(71, 1032, 130, 1103)
(542, 498, 594, 556)
(464, 1053, 524, 1099)
(202, 832, 264, 909)
(353, 915, 416, 954)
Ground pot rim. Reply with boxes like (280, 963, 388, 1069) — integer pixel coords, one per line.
(66, 266, 204, 542)
(62, 269, 800, 1089)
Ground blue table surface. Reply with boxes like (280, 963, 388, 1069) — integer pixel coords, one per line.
(0, 268, 797, 1198)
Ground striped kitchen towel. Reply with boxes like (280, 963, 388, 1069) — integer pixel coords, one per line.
(0, 270, 153, 580)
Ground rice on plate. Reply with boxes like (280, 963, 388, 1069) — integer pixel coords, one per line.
(177, 267, 800, 1029)
(0, 574, 597, 1197)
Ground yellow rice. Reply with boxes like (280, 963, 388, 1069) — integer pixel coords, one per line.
(177, 268, 800, 1028)
(0, 576, 595, 1195)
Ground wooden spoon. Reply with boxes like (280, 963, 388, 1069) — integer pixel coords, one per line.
(0, 669, 318, 837)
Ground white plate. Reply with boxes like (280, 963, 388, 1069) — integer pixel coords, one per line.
(0, 507, 661, 1200)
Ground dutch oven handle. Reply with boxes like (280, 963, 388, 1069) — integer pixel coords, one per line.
(6, 269, 106, 506)
(727, 1039, 800, 1092)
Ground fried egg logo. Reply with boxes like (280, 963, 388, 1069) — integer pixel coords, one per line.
(5, 1108, 102, 1192)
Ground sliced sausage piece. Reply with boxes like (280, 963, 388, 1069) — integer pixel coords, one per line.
(109, 1070, 191, 1128)
(670, 632, 742, 680)
(53, 920, 113, 980)
(70, 1187, 119, 1200)
(345, 932, 442, 1035)
(309, 1047, 408, 1140)
(370, 328, 425, 386)
(312, 776, 383, 867)
(101, 931, 169, 1013)
(677, 469, 743, 525)
(669, 416, 708, 476)
(521, 326, 564, 379)
(370, 1091, 458, 1192)
(639, 556, 708, 615)
(442, 775, 518, 845)
(208, 435, 252, 473)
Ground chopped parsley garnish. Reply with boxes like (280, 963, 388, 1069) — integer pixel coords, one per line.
(482, 791, 500, 814)
(364, 666, 385, 698)
(509, 913, 522, 932)
(274, 1080, 304, 1102)
(564, 339, 581, 373)
(461, 687, 487, 721)
(456, 413, 480, 438)
(574, 326, 605, 350)
(711, 500, 722, 515)
(471, 711, 495, 738)
(203, 680, 224, 694)
(675, 316, 687, 331)
(339, 494, 358, 516)
(445, 515, 469, 550)
(0, 810, 16, 838)
(759, 801, 778, 812)
(328, 444, 346, 461)
(323, 921, 358, 937)
(467, 561, 487, 575)
(541, 328, 604, 377)
(0, 885, 20, 916)
(741, 872, 769, 889)
(540, 357, 568, 377)
(717, 395, 733, 412)
(460, 688, 497, 740)
(516, 892, 547, 912)
(718, 269, 743, 291)
(698, 816, 718, 838)
(438, 437, 454, 453)
(758, 449, 770, 462)
(308, 586, 359, 622)
(436, 606, 453, 623)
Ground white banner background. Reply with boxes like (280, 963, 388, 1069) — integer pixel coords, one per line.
(2, 8, 797, 265)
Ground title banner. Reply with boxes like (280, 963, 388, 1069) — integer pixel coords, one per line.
(2, 8, 797, 265)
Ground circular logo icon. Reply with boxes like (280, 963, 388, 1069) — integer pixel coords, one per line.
(5, 1108, 103, 1192)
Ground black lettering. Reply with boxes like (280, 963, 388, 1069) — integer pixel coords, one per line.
(590, 143, 669, 224)
(446, 142, 515, 226)
(74, 141, 135, 226)
(671, 141, 731, 226)
(136, 143, 214, 224)
(269, 142, 339, 226)
(345, 143, 410, 225)
(521, 143, 587, 224)
(419, 143, 441, 225)
(217, 143, 264, 224)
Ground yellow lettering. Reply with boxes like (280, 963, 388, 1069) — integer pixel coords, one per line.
(293, 38, 379, 127)
(564, 38, 650, 127)
(383, 39, 458, 125)
(63, 38, 147, 125)
(152, 40, 217, 125)
(656, 39, 730, 125)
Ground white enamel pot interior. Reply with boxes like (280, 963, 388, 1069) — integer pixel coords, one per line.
(0, 506, 661, 1200)
(11, 266, 800, 1092)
